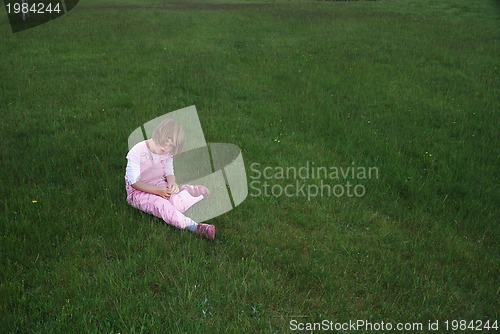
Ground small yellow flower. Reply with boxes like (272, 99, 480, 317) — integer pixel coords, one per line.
(32, 200, 38, 204)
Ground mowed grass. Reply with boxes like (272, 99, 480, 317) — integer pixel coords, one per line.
(0, 0, 498, 333)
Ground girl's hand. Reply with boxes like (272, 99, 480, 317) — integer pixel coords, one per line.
(168, 182, 180, 194)
(156, 187, 172, 199)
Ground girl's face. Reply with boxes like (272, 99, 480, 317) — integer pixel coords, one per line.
(151, 138, 175, 155)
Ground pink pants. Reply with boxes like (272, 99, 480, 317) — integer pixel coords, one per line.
(126, 186, 197, 229)
(125, 153, 202, 230)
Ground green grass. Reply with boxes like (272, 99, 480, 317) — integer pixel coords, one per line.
(0, 0, 499, 333)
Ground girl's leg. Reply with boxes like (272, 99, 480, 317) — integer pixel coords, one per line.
(146, 194, 194, 229)
(128, 191, 215, 240)
(181, 184, 210, 197)
(168, 185, 210, 213)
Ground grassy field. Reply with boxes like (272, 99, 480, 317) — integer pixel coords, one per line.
(0, 0, 498, 333)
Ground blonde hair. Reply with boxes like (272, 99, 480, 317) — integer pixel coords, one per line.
(152, 118, 185, 156)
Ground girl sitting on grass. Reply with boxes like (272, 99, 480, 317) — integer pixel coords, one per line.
(125, 118, 215, 240)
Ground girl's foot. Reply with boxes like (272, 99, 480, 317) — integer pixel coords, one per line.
(195, 224, 215, 240)
(181, 184, 210, 198)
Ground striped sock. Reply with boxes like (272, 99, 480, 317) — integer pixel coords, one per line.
(186, 220, 198, 232)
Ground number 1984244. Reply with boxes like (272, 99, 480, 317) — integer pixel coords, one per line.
(6, 2, 62, 14)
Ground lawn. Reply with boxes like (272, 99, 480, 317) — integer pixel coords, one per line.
(0, 0, 498, 333)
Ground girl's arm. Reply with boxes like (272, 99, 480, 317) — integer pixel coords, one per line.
(164, 157, 179, 193)
(131, 181, 172, 199)
(165, 174, 179, 194)
(126, 152, 172, 198)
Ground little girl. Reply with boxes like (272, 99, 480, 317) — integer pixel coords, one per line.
(125, 118, 215, 240)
